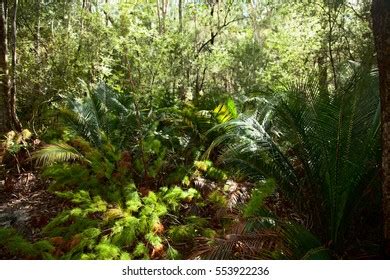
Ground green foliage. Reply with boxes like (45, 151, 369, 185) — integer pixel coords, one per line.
(208, 191, 228, 208)
(33, 143, 86, 166)
(210, 64, 380, 253)
(2, 0, 380, 261)
(0, 228, 54, 259)
(3, 129, 33, 155)
(244, 179, 276, 218)
(213, 98, 238, 124)
(276, 223, 332, 260)
(194, 160, 228, 182)
(168, 225, 197, 243)
(166, 246, 181, 260)
(40, 173, 201, 259)
(27, 81, 237, 260)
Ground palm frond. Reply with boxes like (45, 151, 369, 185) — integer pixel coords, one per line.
(33, 143, 86, 166)
(190, 227, 280, 260)
(207, 63, 380, 251)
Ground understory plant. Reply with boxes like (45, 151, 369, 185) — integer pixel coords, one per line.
(206, 63, 381, 257)
(27, 82, 239, 259)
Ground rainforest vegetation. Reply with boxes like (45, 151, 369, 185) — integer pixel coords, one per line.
(0, 0, 390, 260)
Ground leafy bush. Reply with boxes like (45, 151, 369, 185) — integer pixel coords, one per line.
(209, 65, 381, 254)
(41, 179, 200, 259)
(0, 228, 54, 259)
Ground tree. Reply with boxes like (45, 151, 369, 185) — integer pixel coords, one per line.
(178, 0, 183, 33)
(0, 0, 10, 134)
(10, 0, 21, 131)
(0, 0, 21, 134)
(372, 0, 390, 256)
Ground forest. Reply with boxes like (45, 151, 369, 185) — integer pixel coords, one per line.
(0, 0, 389, 260)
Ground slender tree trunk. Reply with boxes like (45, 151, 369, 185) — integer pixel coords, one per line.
(161, 0, 167, 34)
(178, 0, 183, 33)
(318, 54, 328, 93)
(318, 6, 330, 94)
(105, 0, 108, 26)
(0, 0, 10, 134)
(327, 6, 338, 90)
(81, 0, 85, 29)
(249, 0, 261, 45)
(372, 0, 390, 256)
(209, 1, 215, 45)
(157, 0, 168, 34)
(10, 0, 21, 131)
(156, 0, 162, 34)
(35, 0, 40, 54)
(31, 0, 41, 133)
(178, 0, 185, 100)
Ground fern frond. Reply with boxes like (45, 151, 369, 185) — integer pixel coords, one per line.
(33, 143, 87, 166)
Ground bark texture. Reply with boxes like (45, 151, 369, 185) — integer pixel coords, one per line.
(372, 0, 390, 256)
(10, 0, 21, 131)
(0, 0, 21, 134)
(0, 0, 10, 134)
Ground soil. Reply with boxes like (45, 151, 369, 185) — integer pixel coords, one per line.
(0, 171, 67, 245)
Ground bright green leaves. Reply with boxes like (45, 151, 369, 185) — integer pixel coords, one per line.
(194, 160, 228, 181)
(56, 191, 107, 215)
(194, 160, 213, 171)
(33, 143, 86, 167)
(3, 129, 33, 155)
(244, 179, 276, 218)
(95, 242, 122, 260)
(208, 191, 228, 208)
(168, 224, 197, 243)
(133, 242, 149, 259)
(125, 188, 142, 213)
(213, 98, 238, 124)
(0, 228, 54, 259)
(160, 186, 199, 210)
(42, 178, 201, 260)
(140, 192, 168, 217)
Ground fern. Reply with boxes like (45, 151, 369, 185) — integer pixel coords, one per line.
(0, 228, 54, 259)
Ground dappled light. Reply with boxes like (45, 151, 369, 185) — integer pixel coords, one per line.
(0, 0, 389, 260)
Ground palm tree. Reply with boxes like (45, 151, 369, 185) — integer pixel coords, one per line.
(33, 82, 236, 190)
(33, 82, 138, 165)
(209, 64, 381, 255)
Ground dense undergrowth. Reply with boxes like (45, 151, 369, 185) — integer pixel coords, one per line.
(0, 61, 384, 259)
(1, 83, 245, 259)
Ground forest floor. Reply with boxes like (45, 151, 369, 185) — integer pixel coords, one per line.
(0, 170, 66, 258)
(0, 148, 385, 260)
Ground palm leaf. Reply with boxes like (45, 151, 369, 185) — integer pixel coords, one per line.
(33, 143, 87, 166)
(207, 63, 380, 251)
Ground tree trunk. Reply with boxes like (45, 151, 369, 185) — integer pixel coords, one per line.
(105, 0, 108, 26)
(156, 0, 161, 34)
(162, 0, 167, 34)
(209, 1, 215, 46)
(30, 0, 41, 133)
(326, 6, 338, 90)
(0, 0, 10, 134)
(249, 0, 261, 45)
(35, 0, 40, 54)
(372, 0, 390, 256)
(10, 0, 21, 131)
(178, 0, 183, 33)
(157, 0, 168, 34)
(178, 0, 185, 100)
